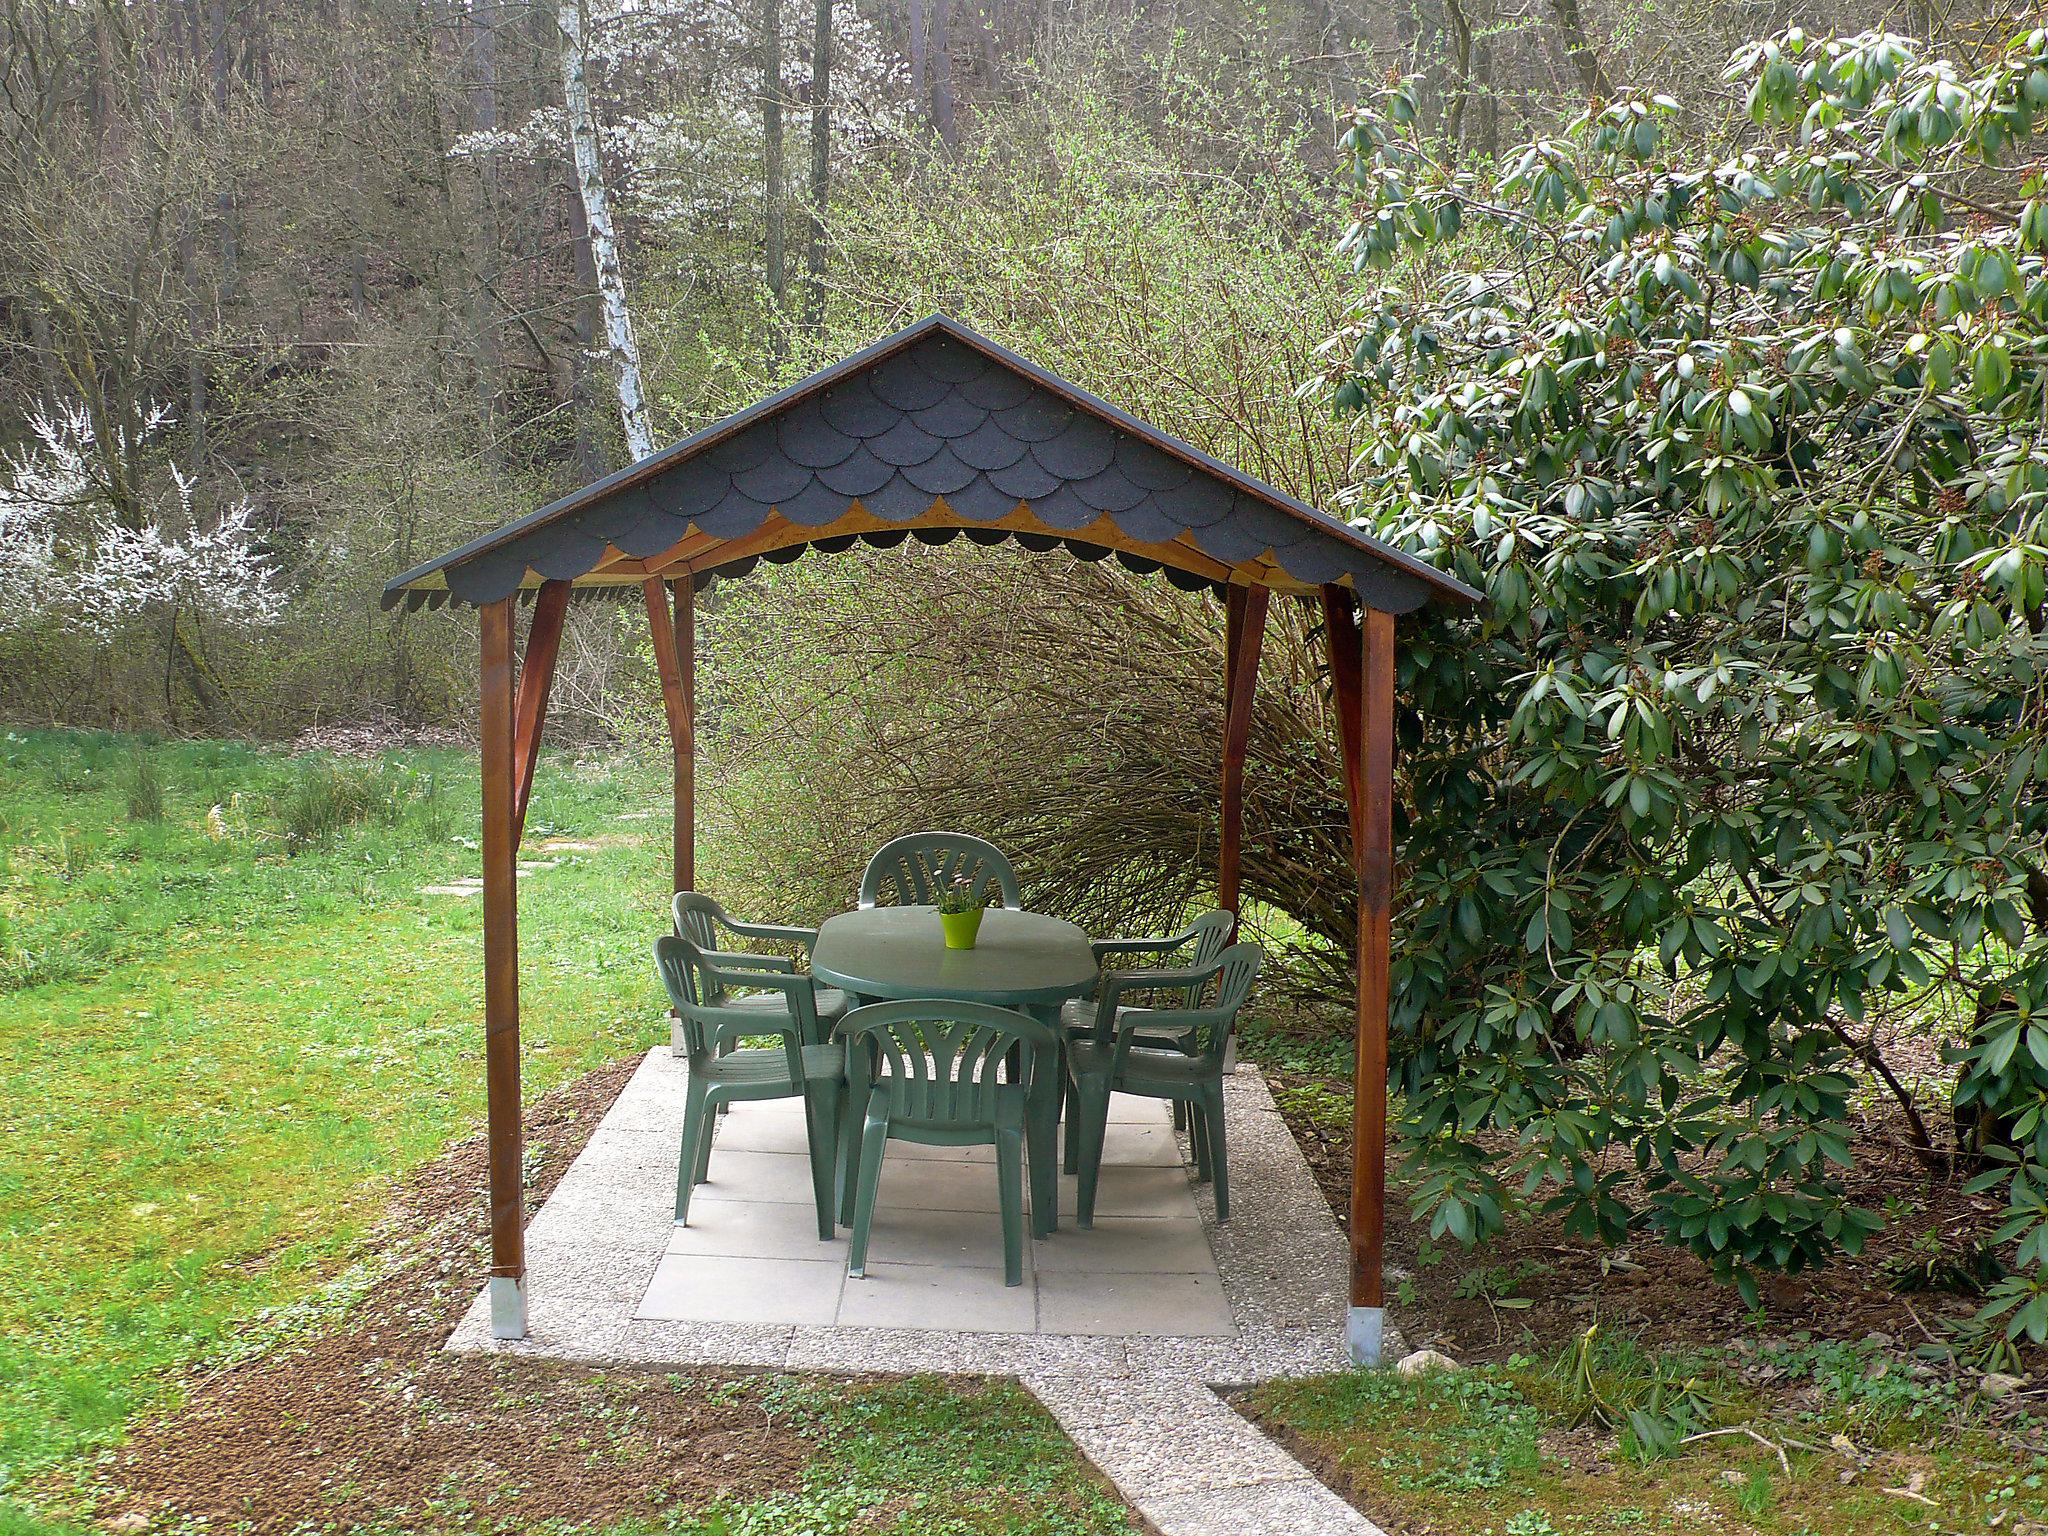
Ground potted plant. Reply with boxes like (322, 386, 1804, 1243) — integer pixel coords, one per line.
(935, 875, 988, 949)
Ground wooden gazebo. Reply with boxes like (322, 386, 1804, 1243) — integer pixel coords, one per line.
(383, 315, 1481, 1366)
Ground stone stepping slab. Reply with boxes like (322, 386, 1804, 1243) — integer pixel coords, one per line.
(419, 859, 559, 897)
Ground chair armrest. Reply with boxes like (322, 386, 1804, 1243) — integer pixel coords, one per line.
(1089, 925, 1197, 964)
(718, 916, 819, 951)
(700, 947, 796, 973)
(1101, 957, 1224, 997)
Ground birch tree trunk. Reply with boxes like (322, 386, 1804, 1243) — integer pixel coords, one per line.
(556, 0, 655, 462)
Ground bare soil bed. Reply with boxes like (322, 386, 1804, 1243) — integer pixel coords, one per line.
(1265, 1064, 2014, 1364)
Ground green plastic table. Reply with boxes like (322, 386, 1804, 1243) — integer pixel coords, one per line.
(811, 905, 1098, 1233)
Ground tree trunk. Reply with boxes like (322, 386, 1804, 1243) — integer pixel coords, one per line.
(556, 0, 655, 462)
(1473, 31, 1499, 159)
(1443, 0, 1472, 145)
(762, 0, 786, 317)
(929, 0, 955, 148)
(1548, 0, 1612, 99)
(908, 0, 926, 117)
(802, 0, 832, 332)
(207, 0, 239, 300)
(469, 0, 505, 448)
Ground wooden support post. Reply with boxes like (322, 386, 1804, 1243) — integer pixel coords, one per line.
(1320, 586, 1366, 858)
(1218, 583, 1269, 928)
(642, 577, 694, 893)
(672, 578, 696, 893)
(511, 580, 572, 844)
(1349, 603, 1398, 1365)
(479, 598, 527, 1339)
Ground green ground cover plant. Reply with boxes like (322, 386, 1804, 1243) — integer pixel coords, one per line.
(1247, 1329, 2048, 1534)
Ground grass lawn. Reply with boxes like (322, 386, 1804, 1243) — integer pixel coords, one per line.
(0, 727, 1136, 1535)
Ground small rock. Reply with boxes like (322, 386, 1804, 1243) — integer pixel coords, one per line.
(1981, 1372, 2027, 1399)
(1720, 1469, 1745, 1487)
(106, 1516, 151, 1535)
(1829, 1432, 1860, 1459)
(1860, 1330, 1894, 1348)
(1395, 1348, 1461, 1376)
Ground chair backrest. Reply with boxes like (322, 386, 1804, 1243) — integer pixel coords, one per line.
(1146, 942, 1263, 1067)
(653, 933, 815, 1071)
(670, 892, 745, 1004)
(858, 832, 1021, 911)
(671, 891, 731, 978)
(1176, 910, 1236, 1002)
(837, 999, 1053, 1127)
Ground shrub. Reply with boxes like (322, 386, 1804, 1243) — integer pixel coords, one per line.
(124, 752, 164, 823)
(278, 759, 401, 852)
(1324, 28, 2048, 1309)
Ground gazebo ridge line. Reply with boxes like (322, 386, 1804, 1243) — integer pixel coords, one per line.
(383, 312, 1483, 1367)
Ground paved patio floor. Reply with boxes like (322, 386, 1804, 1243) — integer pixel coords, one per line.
(448, 1049, 1398, 1536)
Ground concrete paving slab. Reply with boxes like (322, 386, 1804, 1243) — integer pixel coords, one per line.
(855, 1201, 1027, 1271)
(857, 1155, 1011, 1213)
(666, 1199, 840, 1261)
(637, 1253, 845, 1326)
(836, 1261, 1037, 1333)
(686, 1150, 831, 1206)
(1057, 1164, 1201, 1219)
(1036, 1270, 1236, 1338)
(1034, 1217, 1215, 1274)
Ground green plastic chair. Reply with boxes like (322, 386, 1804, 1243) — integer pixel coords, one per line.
(858, 832, 1021, 910)
(1060, 910, 1235, 1162)
(1065, 941, 1263, 1227)
(672, 891, 850, 1017)
(653, 934, 846, 1239)
(836, 999, 1055, 1286)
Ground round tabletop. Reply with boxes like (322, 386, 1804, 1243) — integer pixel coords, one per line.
(810, 906, 1098, 1008)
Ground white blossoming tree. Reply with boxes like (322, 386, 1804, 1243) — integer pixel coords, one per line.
(0, 401, 284, 645)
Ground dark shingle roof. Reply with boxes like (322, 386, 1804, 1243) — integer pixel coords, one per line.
(382, 315, 1480, 613)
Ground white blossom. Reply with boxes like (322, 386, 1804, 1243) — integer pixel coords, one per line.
(0, 402, 285, 638)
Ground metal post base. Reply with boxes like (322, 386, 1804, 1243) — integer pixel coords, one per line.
(1346, 1305, 1385, 1367)
(490, 1274, 528, 1339)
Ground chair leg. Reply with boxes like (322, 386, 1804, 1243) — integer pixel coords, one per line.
(802, 1084, 840, 1240)
(995, 1125, 1026, 1288)
(1203, 1086, 1229, 1222)
(1074, 1077, 1113, 1229)
(1172, 1099, 1188, 1132)
(693, 1091, 719, 1184)
(1024, 1008, 1061, 1237)
(675, 1078, 712, 1224)
(1189, 1097, 1212, 1183)
(1064, 1067, 1087, 1175)
(846, 1108, 891, 1279)
(837, 1085, 863, 1227)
